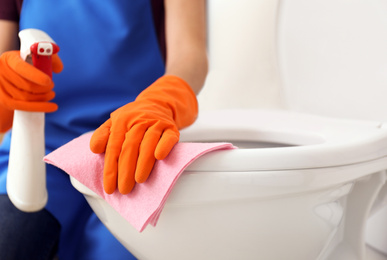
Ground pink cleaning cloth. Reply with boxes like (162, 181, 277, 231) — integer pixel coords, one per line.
(44, 132, 235, 232)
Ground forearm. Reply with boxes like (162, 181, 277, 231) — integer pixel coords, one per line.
(0, 20, 19, 54)
(164, 0, 208, 94)
(0, 20, 18, 135)
(165, 45, 208, 95)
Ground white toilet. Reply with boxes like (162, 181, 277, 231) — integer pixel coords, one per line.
(70, 0, 387, 259)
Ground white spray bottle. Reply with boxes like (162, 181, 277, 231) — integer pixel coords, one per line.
(7, 29, 59, 212)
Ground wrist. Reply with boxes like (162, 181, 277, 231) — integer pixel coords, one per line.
(136, 75, 198, 129)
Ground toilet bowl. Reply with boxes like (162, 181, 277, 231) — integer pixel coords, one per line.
(71, 109, 387, 260)
(70, 0, 387, 259)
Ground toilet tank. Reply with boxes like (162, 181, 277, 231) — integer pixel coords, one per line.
(200, 0, 387, 123)
(276, 0, 387, 122)
(198, 0, 285, 111)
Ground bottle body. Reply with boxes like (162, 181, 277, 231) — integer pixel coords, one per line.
(7, 110, 47, 212)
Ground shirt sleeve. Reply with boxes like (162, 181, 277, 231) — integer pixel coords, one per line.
(0, 0, 22, 22)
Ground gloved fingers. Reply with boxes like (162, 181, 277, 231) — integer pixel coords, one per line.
(2, 51, 53, 87)
(134, 123, 165, 184)
(104, 122, 148, 194)
(117, 123, 149, 194)
(1, 61, 54, 94)
(103, 128, 126, 194)
(26, 91, 55, 102)
(0, 51, 59, 114)
(90, 119, 112, 154)
(0, 86, 57, 112)
(52, 54, 63, 74)
(155, 128, 180, 160)
(0, 95, 58, 112)
(3, 83, 55, 102)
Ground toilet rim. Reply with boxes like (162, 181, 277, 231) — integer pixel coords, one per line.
(179, 109, 387, 172)
(70, 109, 387, 200)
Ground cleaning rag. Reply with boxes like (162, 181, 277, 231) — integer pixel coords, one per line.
(44, 132, 235, 232)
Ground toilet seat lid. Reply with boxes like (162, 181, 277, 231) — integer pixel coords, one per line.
(179, 109, 387, 172)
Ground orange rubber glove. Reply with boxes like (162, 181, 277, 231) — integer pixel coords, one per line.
(0, 104, 13, 133)
(90, 75, 198, 194)
(0, 50, 63, 116)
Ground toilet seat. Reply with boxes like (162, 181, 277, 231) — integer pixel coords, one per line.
(180, 109, 387, 172)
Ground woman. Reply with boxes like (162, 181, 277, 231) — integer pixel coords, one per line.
(0, 0, 207, 259)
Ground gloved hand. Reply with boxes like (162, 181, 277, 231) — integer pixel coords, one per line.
(90, 75, 198, 194)
(0, 50, 63, 116)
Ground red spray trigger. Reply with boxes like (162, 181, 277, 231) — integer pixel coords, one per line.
(30, 42, 60, 78)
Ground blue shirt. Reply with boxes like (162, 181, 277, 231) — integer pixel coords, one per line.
(0, 1, 165, 259)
